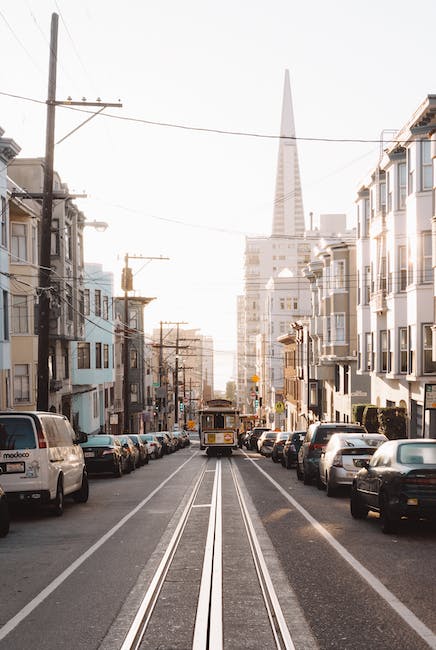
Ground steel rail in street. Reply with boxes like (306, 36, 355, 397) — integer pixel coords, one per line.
(120, 460, 208, 650)
(230, 459, 296, 650)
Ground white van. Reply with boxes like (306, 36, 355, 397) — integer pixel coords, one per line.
(0, 411, 89, 515)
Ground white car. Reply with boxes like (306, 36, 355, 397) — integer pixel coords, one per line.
(0, 411, 89, 515)
(140, 433, 163, 459)
(318, 432, 387, 496)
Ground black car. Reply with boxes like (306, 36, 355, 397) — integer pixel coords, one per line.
(350, 439, 436, 534)
(80, 434, 126, 477)
(281, 431, 306, 469)
(0, 480, 9, 537)
(154, 431, 174, 454)
(297, 422, 367, 485)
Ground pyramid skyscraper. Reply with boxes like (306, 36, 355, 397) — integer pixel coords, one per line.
(271, 69, 305, 237)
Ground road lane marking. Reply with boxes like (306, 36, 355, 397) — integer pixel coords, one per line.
(0, 453, 198, 643)
(249, 457, 436, 650)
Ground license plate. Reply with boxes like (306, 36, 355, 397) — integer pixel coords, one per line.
(84, 451, 95, 458)
(6, 462, 24, 473)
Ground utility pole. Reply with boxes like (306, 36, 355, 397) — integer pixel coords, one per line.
(122, 254, 167, 431)
(37, 12, 122, 411)
(37, 12, 58, 410)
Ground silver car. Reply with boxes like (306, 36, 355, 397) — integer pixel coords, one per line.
(318, 432, 388, 496)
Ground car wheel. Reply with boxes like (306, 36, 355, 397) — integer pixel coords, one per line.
(51, 478, 64, 517)
(114, 459, 123, 477)
(144, 453, 149, 465)
(350, 484, 368, 520)
(272, 454, 278, 463)
(303, 464, 311, 485)
(0, 497, 10, 537)
(296, 462, 303, 481)
(380, 493, 398, 534)
(72, 471, 89, 503)
(326, 474, 337, 497)
(316, 470, 324, 490)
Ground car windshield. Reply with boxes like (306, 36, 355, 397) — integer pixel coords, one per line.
(0, 417, 37, 450)
(317, 427, 365, 443)
(82, 435, 113, 447)
(398, 443, 436, 465)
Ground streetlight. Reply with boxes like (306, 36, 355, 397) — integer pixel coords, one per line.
(83, 220, 108, 232)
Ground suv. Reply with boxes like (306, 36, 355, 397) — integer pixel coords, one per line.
(0, 411, 89, 515)
(249, 427, 271, 451)
(297, 422, 367, 485)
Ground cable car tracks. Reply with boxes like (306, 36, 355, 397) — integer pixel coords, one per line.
(119, 457, 296, 650)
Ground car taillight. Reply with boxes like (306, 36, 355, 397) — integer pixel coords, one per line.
(36, 423, 47, 449)
(332, 452, 343, 467)
(309, 443, 324, 451)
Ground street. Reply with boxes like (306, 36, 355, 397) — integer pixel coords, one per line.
(1, 439, 436, 650)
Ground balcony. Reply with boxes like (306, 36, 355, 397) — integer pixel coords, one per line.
(371, 289, 386, 313)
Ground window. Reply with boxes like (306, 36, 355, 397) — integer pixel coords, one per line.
(129, 309, 138, 329)
(84, 289, 90, 316)
(364, 197, 370, 236)
(280, 298, 285, 310)
(421, 140, 432, 191)
(12, 295, 28, 334)
(51, 219, 60, 255)
(398, 245, 407, 291)
(422, 324, 436, 374)
(3, 290, 8, 341)
(335, 261, 345, 289)
(422, 231, 432, 283)
(14, 364, 30, 403)
(1, 196, 6, 247)
(130, 348, 138, 368)
(93, 391, 98, 418)
(11, 223, 27, 262)
(103, 344, 109, 369)
(366, 333, 372, 371)
(344, 365, 350, 394)
(65, 224, 72, 260)
(103, 295, 109, 320)
(408, 148, 414, 195)
(31, 225, 37, 265)
(364, 266, 371, 304)
(334, 364, 340, 391)
(334, 314, 345, 342)
(130, 383, 138, 403)
(398, 162, 407, 209)
(95, 290, 101, 317)
(95, 342, 102, 369)
(77, 342, 91, 369)
(66, 284, 73, 321)
(326, 315, 331, 344)
(399, 327, 408, 373)
(380, 330, 388, 372)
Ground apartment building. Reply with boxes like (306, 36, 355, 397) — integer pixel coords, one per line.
(356, 95, 436, 437)
(71, 263, 115, 434)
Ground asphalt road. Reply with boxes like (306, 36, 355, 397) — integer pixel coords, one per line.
(1, 442, 435, 650)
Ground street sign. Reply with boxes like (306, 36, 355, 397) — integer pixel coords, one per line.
(425, 384, 436, 409)
(251, 375, 260, 383)
(275, 401, 285, 414)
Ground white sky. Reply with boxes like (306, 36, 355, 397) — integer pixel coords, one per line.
(2, 0, 436, 389)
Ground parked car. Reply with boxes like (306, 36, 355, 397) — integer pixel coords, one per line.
(281, 431, 306, 469)
(117, 435, 139, 472)
(171, 431, 185, 449)
(0, 411, 89, 516)
(80, 434, 127, 477)
(297, 422, 368, 486)
(350, 439, 436, 534)
(127, 434, 149, 466)
(257, 431, 278, 455)
(140, 433, 163, 459)
(318, 432, 387, 496)
(154, 432, 174, 454)
(249, 427, 271, 451)
(271, 432, 291, 463)
(0, 477, 9, 537)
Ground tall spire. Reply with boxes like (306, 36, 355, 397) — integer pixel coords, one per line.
(271, 70, 305, 237)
